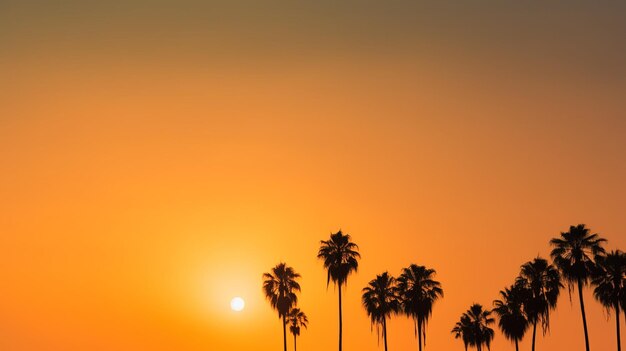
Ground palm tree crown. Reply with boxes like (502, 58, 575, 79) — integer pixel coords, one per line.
(263, 263, 301, 351)
(452, 315, 473, 351)
(550, 224, 606, 351)
(452, 304, 495, 351)
(263, 263, 302, 318)
(289, 308, 309, 337)
(362, 272, 399, 351)
(592, 250, 625, 351)
(288, 308, 309, 351)
(550, 224, 606, 285)
(396, 264, 443, 351)
(318, 230, 361, 287)
(516, 257, 561, 343)
(493, 284, 529, 351)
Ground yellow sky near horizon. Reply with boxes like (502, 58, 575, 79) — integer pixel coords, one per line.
(1, 1, 626, 350)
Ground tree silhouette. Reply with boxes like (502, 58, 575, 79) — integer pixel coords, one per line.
(451, 304, 495, 351)
(263, 263, 301, 351)
(493, 284, 529, 351)
(452, 315, 472, 351)
(592, 250, 625, 351)
(362, 272, 400, 351)
(288, 308, 309, 351)
(550, 224, 606, 351)
(318, 230, 360, 351)
(396, 264, 443, 351)
(516, 257, 561, 351)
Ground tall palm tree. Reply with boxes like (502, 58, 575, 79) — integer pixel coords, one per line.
(263, 263, 301, 351)
(516, 257, 562, 351)
(592, 250, 625, 351)
(318, 230, 360, 351)
(288, 308, 309, 351)
(493, 284, 529, 351)
(451, 304, 495, 351)
(362, 272, 400, 351)
(550, 224, 606, 351)
(396, 264, 443, 351)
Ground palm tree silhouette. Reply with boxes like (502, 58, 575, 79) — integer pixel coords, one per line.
(591, 250, 625, 351)
(362, 272, 400, 351)
(288, 308, 309, 351)
(550, 224, 606, 351)
(516, 257, 562, 351)
(493, 284, 530, 351)
(263, 263, 301, 351)
(396, 264, 443, 351)
(452, 315, 473, 351)
(451, 304, 495, 351)
(318, 230, 360, 351)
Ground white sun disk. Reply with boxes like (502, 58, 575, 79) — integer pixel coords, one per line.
(230, 297, 245, 312)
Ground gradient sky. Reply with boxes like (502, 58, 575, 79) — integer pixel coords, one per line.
(1, 1, 625, 350)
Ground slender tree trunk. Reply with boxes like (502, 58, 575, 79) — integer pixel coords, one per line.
(616, 301, 622, 351)
(515, 338, 519, 351)
(338, 283, 343, 351)
(283, 315, 287, 351)
(532, 320, 537, 351)
(578, 278, 591, 351)
(417, 319, 422, 351)
(383, 316, 388, 351)
(294, 333, 297, 351)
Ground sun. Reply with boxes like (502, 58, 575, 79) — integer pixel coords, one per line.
(230, 297, 245, 312)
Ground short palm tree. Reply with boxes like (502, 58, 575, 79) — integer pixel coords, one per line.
(288, 308, 309, 351)
(362, 272, 400, 351)
(550, 224, 606, 351)
(263, 263, 301, 351)
(396, 264, 443, 351)
(493, 284, 529, 351)
(318, 230, 360, 351)
(452, 315, 473, 351)
(592, 250, 625, 351)
(516, 257, 562, 351)
(451, 304, 495, 351)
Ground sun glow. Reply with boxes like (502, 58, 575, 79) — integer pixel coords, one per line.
(230, 297, 245, 312)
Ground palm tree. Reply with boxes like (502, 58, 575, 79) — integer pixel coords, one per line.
(288, 308, 309, 351)
(493, 284, 529, 351)
(263, 263, 301, 351)
(318, 230, 360, 351)
(550, 224, 606, 351)
(592, 250, 625, 351)
(516, 257, 562, 351)
(452, 315, 473, 351)
(451, 304, 495, 351)
(362, 272, 400, 351)
(396, 264, 443, 351)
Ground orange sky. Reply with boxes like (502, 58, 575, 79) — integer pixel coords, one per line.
(1, 1, 625, 350)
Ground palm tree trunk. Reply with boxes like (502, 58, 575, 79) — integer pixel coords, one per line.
(616, 301, 621, 351)
(294, 333, 297, 351)
(283, 315, 288, 351)
(338, 283, 343, 351)
(532, 320, 537, 351)
(383, 316, 388, 351)
(417, 319, 422, 351)
(578, 278, 591, 351)
(515, 338, 519, 351)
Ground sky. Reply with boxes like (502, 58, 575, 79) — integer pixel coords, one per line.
(1, 1, 625, 350)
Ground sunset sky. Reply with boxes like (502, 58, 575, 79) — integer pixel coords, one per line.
(1, 1, 625, 350)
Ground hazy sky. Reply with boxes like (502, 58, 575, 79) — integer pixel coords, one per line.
(1, 1, 625, 350)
